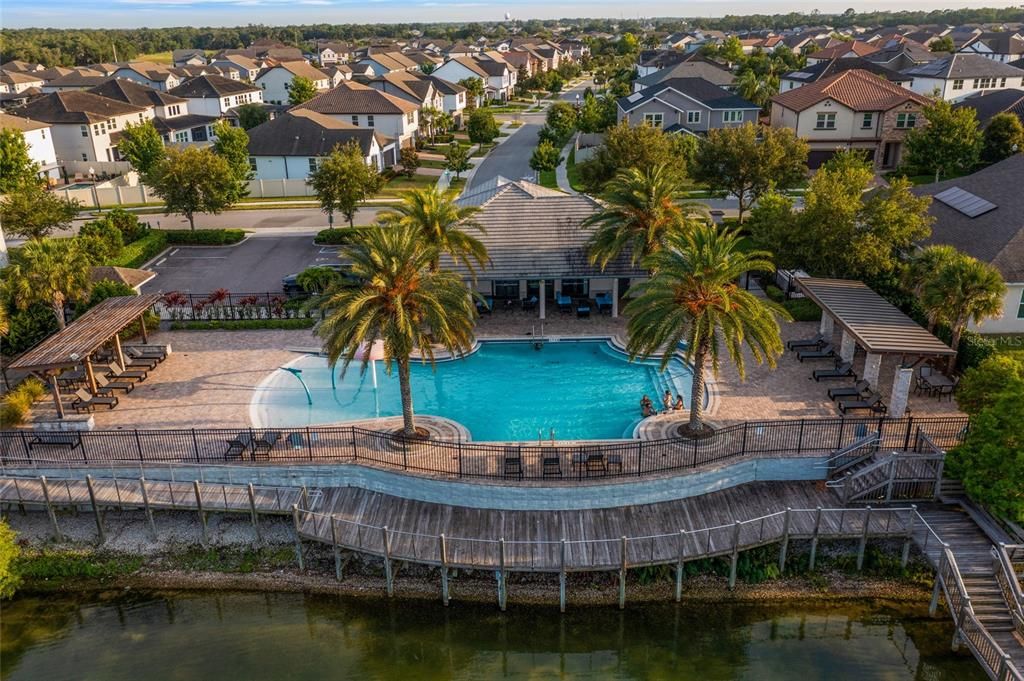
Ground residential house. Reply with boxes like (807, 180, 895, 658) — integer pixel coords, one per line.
(769, 68, 930, 169)
(316, 41, 353, 65)
(255, 61, 331, 104)
(293, 80, 419, 148)
(0, 112, 60, 181)
(10, 90, 155, 163)
(957, 32, 1024, 63)
(88, 77, 220, 145)
(635, 49, 720, 78)
(617, 78, 760, 134)
(172, 49, 208, 67)
(865, 39, 940, 71)
(662, 32, 697, 50)
(632, 60, 735, 92)
(779, 58, 910, 92)
(806, 41, 881, 65)
(902, 54, 1024, 102)
(953, 88, 1024, 126)
(321, 65, 353, 87)
(1, 60, 45, 74)
(433, 56, 515, 102)
(426, 76, 467, 125)
(357, 52, 419, 77)
(402, 51, 443, 72)
(910, 155, 1024, 332)
(558, 39, 590, 60)
(501, 51, 540, 78)
(246, 109, 393, 179)
(40, 70, 109, 93)
(168, 75, 262, 118)
(109, 62, 182, 92)
(365, 70, 442, 112)
(1, 70, 45, 94)
(209, 55, 261, 82)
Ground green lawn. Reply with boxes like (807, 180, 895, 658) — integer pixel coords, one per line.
(566, 148, 585, 193)
(379, 174, 439, 196)
(418, 159, 448, 169)
(538, 169, 558, 190)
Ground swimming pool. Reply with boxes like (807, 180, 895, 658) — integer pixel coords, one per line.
(251, 340, 698, 441)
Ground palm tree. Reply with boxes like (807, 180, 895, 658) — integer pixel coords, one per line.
(624, 224, 790, 434)
(584, 164, 709, 270)
(6, 238, 92, 330)
(376, 186, 488, 274)
(921, 254, 1005, 371)
(903, 244, 959, 332)
(317, 225, 478, 437)
(419, 105, 441, 143)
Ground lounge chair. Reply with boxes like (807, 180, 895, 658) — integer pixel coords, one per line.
(797, 343, 835, 362)
(812, 361, 855, 381)
(94, 373, 134, 394)
(28, 431, 83, 450)
(124, 348, 159, 370)
(70, 388, 118, 412)
(787, 332, 826, 351)
(584, 453, 607, 476)
(838, 393, 887, 415)
(556, 293, 573, 313)
(595, 293, 614, 314)
(542, 456, 562, 477)
(103, 363, 148, 383)
(252, 431, 281, 458)
(125, 344, 168, 362)
(224, 432, 251, 460)
(503, 446, 523, 480)
(521, 295, 538, 311)
(828, 380, 871, 401)
(475, 296, 493, 314)
(576, 303, 591, 319)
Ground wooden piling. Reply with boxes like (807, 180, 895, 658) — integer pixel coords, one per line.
(901, 506, 916, 568)
(247, 483, 261, 542)
(498, 537, 507, 611)
(193, 480, 208, 545)
(291, 504, 305, 571)
(382, 526, 394, 597)
(331, 518, 342, 581)
(139, 477, 157, 539)
(778, 508, 791, 574)
(85, 475, 105, 543)
(809, 507, 822, 570)
(929, 551, 945, 617)
(675, 530, 685, 603)
(857, 506, 872, 571)
(39, 476, 60, 540)
(440, 533, 450, 607)
(558, 538, 566, 613)
(618, 536, 627, 610)
(729, 521, 741, 589)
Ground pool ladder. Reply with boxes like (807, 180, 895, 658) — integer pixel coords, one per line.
(538, 428, 555, 446)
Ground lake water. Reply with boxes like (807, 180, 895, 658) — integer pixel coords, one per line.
(1, 591, 986, 680)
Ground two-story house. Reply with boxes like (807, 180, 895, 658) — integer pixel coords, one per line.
(957, 32, 1024, 63)
(172, 49, 208, 68)
(293, 80, 419, 148)
(255, 61, 331, 105)
(315, 41, 352, 66)
(433, 56, 515, 102)
(109, 62, 182, 92)
(356, 52, 419, 77)
(88, 78, 221, 145)
(805, 41, 881, 65)
(779, 58, 910, 92)
(770, 68, 930, 169)
(902, 53, 1024, 102)
(320, 65, 353, 87)
(11, 90, 155, 163)
(632, 59, 735, 93)
(168, 75, 263, 119)
(617, 78, 760, 134)
(208, 55, 261, 82)
(0, 70, 45, 94)
(0, 112, 60, 182)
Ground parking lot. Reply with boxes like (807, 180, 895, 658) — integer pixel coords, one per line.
(141, 234, 343, 295)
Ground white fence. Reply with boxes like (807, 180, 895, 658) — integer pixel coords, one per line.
(55, 179, 320, 208)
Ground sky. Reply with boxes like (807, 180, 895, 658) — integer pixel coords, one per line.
(1, 0, 1011, 29)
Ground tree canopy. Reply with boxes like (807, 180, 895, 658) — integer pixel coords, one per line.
(236, 103, 270, 130)
(212, 120, 252, 202)
(117, 120, 165, 178)
(287, 76, 318, 105)
(466, 109, 499, 145)
(307, 141, 383, 227)
(0, 129, 38, 192)
(980, 112, 1024, 164)
(148, 146, 239, 230)
(904, 99, 981, 181)
(0, 181, 80, 241)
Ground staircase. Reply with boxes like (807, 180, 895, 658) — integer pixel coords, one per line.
(916, 505, 1024, 677)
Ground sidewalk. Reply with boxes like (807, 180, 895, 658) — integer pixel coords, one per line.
(554, 137, 578, 195)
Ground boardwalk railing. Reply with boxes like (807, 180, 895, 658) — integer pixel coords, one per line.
(993, 544, 1024, 638)
(0, 415, 970, 483)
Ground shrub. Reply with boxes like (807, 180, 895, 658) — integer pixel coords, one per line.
(0, 520, 19, 599)
(161, 229, 246, 245)
(1, 303, 59, 356)
(77, 279, 136, 315)
(956, 354, 1024, 416)
(103, 207, 147, 243)
(783, 299, 822, 322)
(169, 318, 316, 331)
(934, 328, 996, 372)
(0, 377, 47, 428)
(78, 218, 124, 262)
(109, 231, 168, 268)
(314, 228, 367, 245)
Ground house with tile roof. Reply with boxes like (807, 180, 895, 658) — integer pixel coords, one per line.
(806, 41, 881, 65)
(617, 78, 760, 134)
(903, 53, 1024, 102)
(0, 112, 60, 181)
(40, 70, 109, 93)
(255, 61, 332, 104)
(0, 70, 45, 94)
(910, 155, 1024, 333)
(172, 49, 208, 68)
(315, 41, 353, 66)
(770, 68, 930, 169)
(169, 75, 262, 118)
(779, 58, 910, 92)
(292, 80, 419, 148)
(357, 51, 419, 77)
(209, 55, 261, 82)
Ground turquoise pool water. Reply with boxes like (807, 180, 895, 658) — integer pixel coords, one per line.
(251, 340, 695, 441)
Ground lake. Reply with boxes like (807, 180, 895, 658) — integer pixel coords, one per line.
(1, 591, 985, 680)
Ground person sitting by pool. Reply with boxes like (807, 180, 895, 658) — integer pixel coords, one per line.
(673, 394, 685, 411)
(662, 390, 673, 413)
(640, 395, 656, 417)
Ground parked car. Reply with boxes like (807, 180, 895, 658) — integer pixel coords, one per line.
(282, 264, 356, 294)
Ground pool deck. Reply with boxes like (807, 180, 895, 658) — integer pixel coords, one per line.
(47, 317, 961, 435)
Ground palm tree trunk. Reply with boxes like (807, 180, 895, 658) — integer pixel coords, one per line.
(948, 319, 965, 373)
(688, 337, 711, 433)
(52, 296, 66, 330)
(397, 355, 416, 437)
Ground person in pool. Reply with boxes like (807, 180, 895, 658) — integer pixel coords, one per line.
(662, 390, 673, 413)
(640, 395, 656, 417)
(674, 394, 685, 411)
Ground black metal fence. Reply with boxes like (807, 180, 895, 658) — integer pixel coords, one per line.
(156, 291, 319, 322)
(0, 416, 969, 483)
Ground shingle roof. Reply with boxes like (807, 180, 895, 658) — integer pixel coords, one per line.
(962, 32, 1024, 56)
(902, 53, 1024, 78)
(635, 61, 735, 88)
(448, 56, 488, 77)
(782, 57, 907, 84)
(771, 68, 929, 112)
(10, 90, 149, 124)
(911, 154, 1024, 281)
(89, 266, 155, 289)
(169, 74, 260, 98)
(295, 80, 418, 115)
(1, 71, 45, 85)
(452, 178, 642, 279)
(257, 60, 330, 83)
(618, 77, 759, 113)
(246, 109, 385, 157)
(953, 88, 1024, 125)
(0, 112, 49, 132)
(89, 78, 187, 108)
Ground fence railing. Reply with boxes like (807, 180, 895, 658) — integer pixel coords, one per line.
(993, 544, 1024, 637)
(0, 416, 969, 483)
(155, 291, 319, 322)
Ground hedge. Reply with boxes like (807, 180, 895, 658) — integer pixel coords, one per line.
(109, 231, 168, 268)
(313, 227, 372, 245)
(161, 229, 246, 245)
(169, 318, 316, 331)
(764, 284, 821, 322)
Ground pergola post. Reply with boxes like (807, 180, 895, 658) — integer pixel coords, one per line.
(819, 314, 834, 337)
(889, 366, 915, 418)
(839, 330, 856, 363)
(48, 374, 65, 419)
(139, 313, 149, 344)
(538, 279, 546, 320)
(84, 358, 99, 395)
(862, 353, 882, 388)
(611, 278, 620, 318)
(112, 333, 127, 373)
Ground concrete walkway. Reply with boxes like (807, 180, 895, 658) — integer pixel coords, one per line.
(555, 136, 578, 195)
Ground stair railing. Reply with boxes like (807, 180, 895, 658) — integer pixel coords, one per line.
(993, 543, 1024, 637)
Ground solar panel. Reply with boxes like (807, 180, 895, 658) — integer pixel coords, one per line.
(934, 186, 997, 218)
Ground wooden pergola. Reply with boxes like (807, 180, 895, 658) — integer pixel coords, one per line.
(8, 294, 161, 419)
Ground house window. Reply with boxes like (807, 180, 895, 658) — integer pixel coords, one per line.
(367, 115, 375, 127)
(952, 79, 964, 90)
(560, 279, 589, 298)
(815, 112, 836, 129)
(1018, 290, 1024, 319)
(223, 97, 231, 108)
(406, 112, 415, 124)
(723, 110, 744, 123)
(40, 129, 45, 139)
(642, 112, 664, 127)
(896, 112, 917, 129)
(248, 157, 257, 172)
(138, 113, 144, 122)
(174, 131, 188, 143)
(351, 115, 359, 126)
(1000, 77, 1007, 87)
(81, 153, 88, 161)
(687, 110, 701, 124)
(972, 77, 997, 89)
(308, 158, 320, 173)
(493, 280, 519, 299)
(191, 126, 208, 142)
(80, 125, 88, 137)
(861, 113, 873, 129)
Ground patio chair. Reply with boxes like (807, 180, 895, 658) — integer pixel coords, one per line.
(827, 379, 871, 401)
(576, 302, 591, 319)
(28, 431, 84, 451)
(935, 375, 960, 402)
(103, 362, 148, 383)
(94, 373, 135, 394)
(787, 332, 826, 351)
(503, 446, 523, 480)
(252, 431, 281, 456)
(542, 455, 562, 477)
(812, 361, 855, 381)
(521, 295, 538, 311)
(475, 296, 493, 314)
(838, 393, 887, 415)
(796, 343, 835, 362)
(70, 388, 118, 412)
(124, 348, 159, 370)
(585, 453, 607, 476)
(224, 432, 252, 460)
(595, 293, 613, 314)
(57, 369, 87, 388)
(501, 298, 516, 313)
(556, 293, 573, 313)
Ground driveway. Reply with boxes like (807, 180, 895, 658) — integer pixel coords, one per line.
(140, 233, 343, 295)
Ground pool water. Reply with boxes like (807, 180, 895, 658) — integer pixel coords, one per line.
(251, 340, 695, 441)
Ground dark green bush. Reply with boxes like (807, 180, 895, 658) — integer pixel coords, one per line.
(934, 327, 996, 371)
(161, 229, 246, 245)
(169, 318, 316, 331)
(783, 298, 822, 322)
(78, 218, 124, 262)
(314, 227, 369, 245)
(101, 207, 147, 243)
(1, 303, 59, 356)
(109, 231, 168, 268)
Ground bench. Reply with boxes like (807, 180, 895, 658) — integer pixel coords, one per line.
(28, 431, 83, 451)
